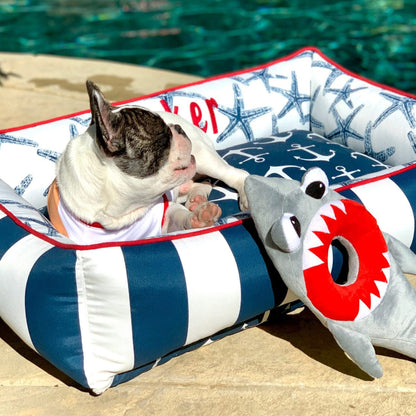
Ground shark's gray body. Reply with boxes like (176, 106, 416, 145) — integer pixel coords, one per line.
(245, 168, 416, 377)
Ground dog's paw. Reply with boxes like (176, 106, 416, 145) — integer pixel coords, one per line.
(187, 193, 209, 212)
(189, 202, 222, 228)
(184, 182, 212, 210)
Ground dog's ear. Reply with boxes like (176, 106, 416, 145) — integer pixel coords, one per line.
(86, 80, 124, 154)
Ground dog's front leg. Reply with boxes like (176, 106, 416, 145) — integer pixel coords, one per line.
(158, 111, 249, 210)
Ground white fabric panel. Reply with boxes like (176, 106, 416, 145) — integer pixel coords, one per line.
(75, 247, 134, 394)
(351, 178, 415, 247)
(0, 235, 53, 349)
(172, 231, 242, 345)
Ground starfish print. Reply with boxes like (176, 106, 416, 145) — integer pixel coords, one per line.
(14, 174, 33, 196)
(37, 149, 60, 163)
(272, 71, 310, 124)
(310, 114, 324, 131)
(373, 91, 416, 128)
(21, 216, 58, 237)
(312, 60, 345, 90)
(326, 105, 365, 145)
(0, 199, 35, 211)
(311, 85, 321, 104)
(69, 123, 79, 139)
(216, 83, 272, 143)
(326, 78, 367, 112)
(232, 67, 287, 92)
(0, 133, 38, 149)
(362, 121, 395, 162)
(69, 115, 91, 127)
(271, 113, 281, 136)
(294, 50, 314, 60)
(310, 86, 324, 131)
(407, 131, 416, 155)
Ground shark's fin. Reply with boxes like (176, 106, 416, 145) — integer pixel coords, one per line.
(327, 321, 383, 378)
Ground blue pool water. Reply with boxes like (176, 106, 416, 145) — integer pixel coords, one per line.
(1, 0, 416, 93)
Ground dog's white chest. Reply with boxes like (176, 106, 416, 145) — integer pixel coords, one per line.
(58, 191, 174, 244)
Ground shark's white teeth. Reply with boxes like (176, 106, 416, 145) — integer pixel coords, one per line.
(382, 252, 391, 283)
(331, 199, 346, 214)
(303, 203, 338, 256)
(320, 202, 337, 221)
(303, 245, 325, 270)
(354, 254, 390, 320)
(303, 203, 336, 270)
(369, 292, 383, 310)
(356, 290, 386, 321)
(314, 212, 330, 234)
(382, 267, 390, 283)
(306, 232, 324, 250)
(356, 299, 372, 320)
(303, 198, 391, 322)
(375, 279, 388, 300)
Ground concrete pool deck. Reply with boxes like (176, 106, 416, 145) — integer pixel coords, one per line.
(1, 52, 416, 415)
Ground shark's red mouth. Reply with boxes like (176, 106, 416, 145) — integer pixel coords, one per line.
(303, 199, 390, 321)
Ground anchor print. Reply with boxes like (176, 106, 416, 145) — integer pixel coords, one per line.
(255, 132, 293, 145)
(350, 151, 387, 169)
(265, 165, 307, 179)
(331, 165, 361, 181)
(288, 143, 336, 162)
(209, 186, 239, 203)
(221, 147, 269, 164)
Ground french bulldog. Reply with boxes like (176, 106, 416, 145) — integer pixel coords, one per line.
(47, 80, 249, 244)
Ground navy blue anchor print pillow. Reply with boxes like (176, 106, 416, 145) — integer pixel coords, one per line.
(210, 129, 389, 218)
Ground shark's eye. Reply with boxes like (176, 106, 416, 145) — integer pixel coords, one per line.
(287, 214, 301, 237)
(305, 181, 326, 199)
(270, 212, 301, 253)
(301, 167, 329, 199)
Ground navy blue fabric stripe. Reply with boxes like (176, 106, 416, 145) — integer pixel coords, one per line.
(337, 187, 363, 204)
(221, 220, 280, 321)
(388, 168, 416, 251)
(25, 247, 88, 389)
(122, 241, 188, 367)
(0, 216, 28, 258)
(112, 311, 269, 388)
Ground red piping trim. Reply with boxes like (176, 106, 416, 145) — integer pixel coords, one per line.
(2, 46, 416, 135)
(335, 163, 416, 192)
(2, 47, 416, 248)
(0, 202, 244, 251)
(308, 47, 416, 100)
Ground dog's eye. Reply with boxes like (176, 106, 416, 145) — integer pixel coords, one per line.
(270, 213, 301, 253)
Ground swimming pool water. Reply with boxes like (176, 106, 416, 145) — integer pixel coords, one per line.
(1, 0, 416, 93)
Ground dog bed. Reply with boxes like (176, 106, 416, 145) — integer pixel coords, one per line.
(1, 47, 416, 394)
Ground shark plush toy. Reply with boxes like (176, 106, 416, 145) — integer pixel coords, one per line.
(245, 167, 416, 378)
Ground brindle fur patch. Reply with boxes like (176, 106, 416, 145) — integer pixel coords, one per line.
(87, 80, 172, 178)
